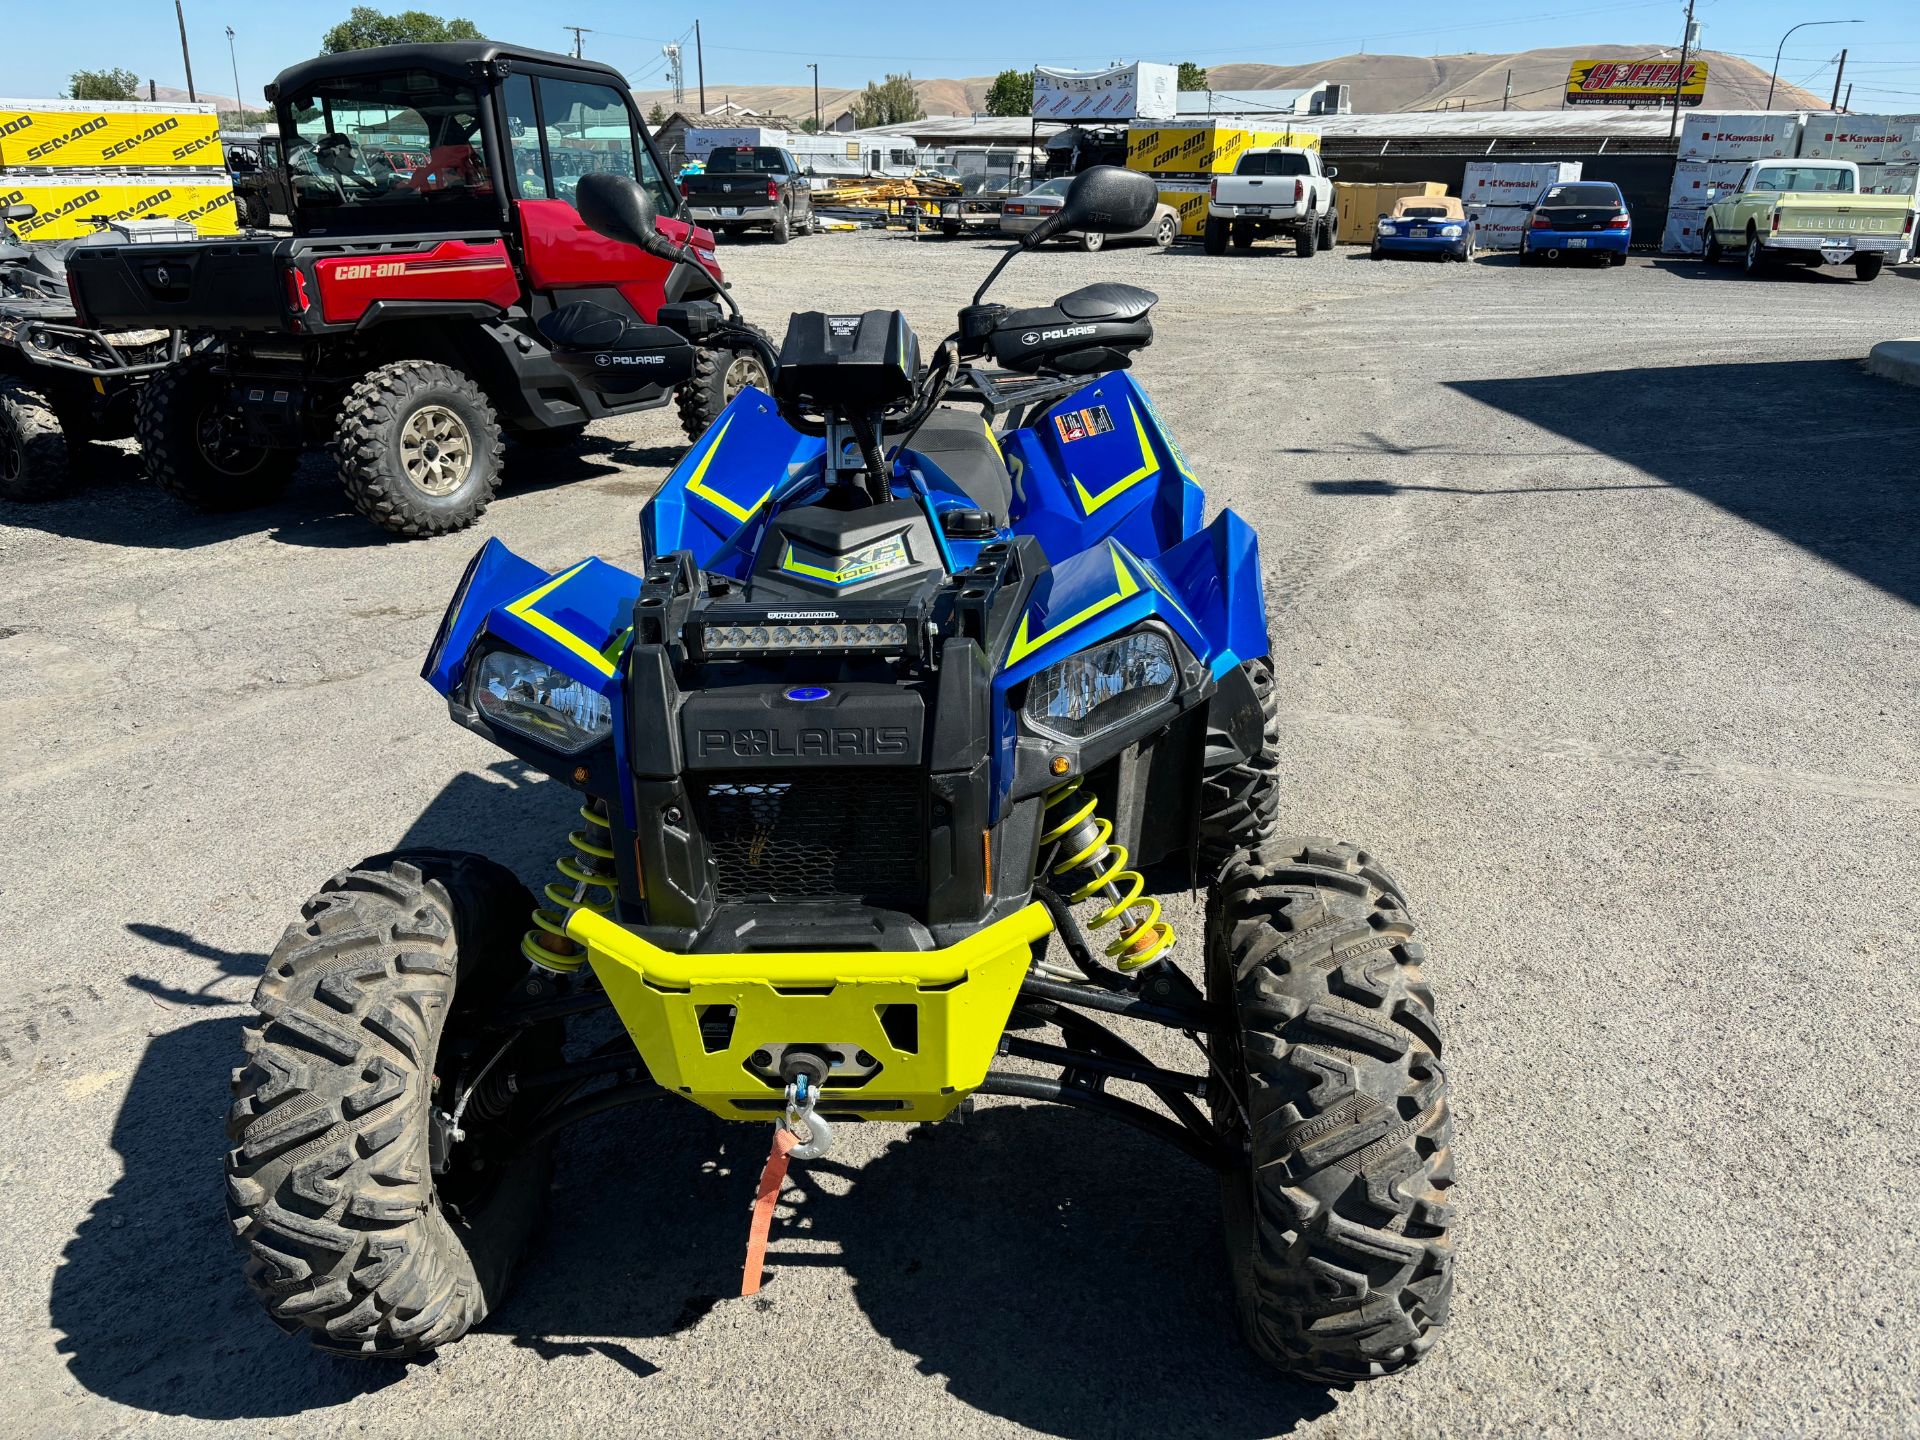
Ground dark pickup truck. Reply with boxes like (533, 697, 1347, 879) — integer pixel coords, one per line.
(679, 146, 814, 243)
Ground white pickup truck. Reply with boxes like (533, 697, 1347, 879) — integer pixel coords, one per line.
(1203, 147, 1339, 256)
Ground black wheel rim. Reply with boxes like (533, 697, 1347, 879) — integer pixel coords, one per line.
(194, 403, 272, 477)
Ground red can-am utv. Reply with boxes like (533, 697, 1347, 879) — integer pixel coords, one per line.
(64, 42, 773, 538)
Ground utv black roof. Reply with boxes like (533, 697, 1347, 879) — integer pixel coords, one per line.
(267, 41, 629, 101)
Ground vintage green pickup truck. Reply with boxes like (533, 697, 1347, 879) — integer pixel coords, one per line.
(1701, 159, 1913, 281)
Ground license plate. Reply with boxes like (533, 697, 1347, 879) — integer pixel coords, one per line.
(719, 206, 740, 217)
(1240, 205, 1268, 216)
(1568, 238, 1588, 248)
(1821, 246, 1852, 264)
(1411, 228, 1430, 239)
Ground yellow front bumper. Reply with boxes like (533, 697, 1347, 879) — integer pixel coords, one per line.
(564, 904, 1053, 1121)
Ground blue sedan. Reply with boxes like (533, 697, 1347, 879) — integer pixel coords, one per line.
(1372, 196, 1475, 261)
(1518, 181, 1632, 265)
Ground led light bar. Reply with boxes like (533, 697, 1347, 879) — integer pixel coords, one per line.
(700, 621, 911, 655)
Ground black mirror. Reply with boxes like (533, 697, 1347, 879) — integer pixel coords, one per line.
(576, 173, 680, 261)
(1024, 165, 1158, 249)
(1326, 165, 1339, 179)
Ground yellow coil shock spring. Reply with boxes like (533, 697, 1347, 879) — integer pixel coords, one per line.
(521, 800, 618, 974)
(1038, 778, 1176, 972)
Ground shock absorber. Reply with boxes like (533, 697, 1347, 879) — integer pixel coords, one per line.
(1038, 778, 1175, 972)
(522, 799, 617, 974)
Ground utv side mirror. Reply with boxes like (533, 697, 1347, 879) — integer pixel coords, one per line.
(4, 203, 36, 222)
(576, 172, 681, 262)
(1024, 165, 1158, 249)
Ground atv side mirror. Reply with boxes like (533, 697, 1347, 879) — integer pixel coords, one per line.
(576, 173, 681, 262)
(1023, 166, 1158, 249)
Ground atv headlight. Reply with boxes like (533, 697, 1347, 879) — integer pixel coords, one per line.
(1024, 631, 1178, 742)
(471, 648, 612, 753)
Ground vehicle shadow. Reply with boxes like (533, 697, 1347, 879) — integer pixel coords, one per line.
(52, 758, 1334, 1432)
(1446, 357, 1920, 607)
(1643, 256, 1865, 284)
(0, 434, 679, 552)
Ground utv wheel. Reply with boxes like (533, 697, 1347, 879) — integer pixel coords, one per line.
(1198, 657, 1281, 874)
(677, 325, 776, 442)
(1854, 254, 1885, 282)
(940, 221, 963, 238)
(136, 351, 291, 511)
(1296, 215, 1319, 258)
(1203, 218, 1229, 256)
(226, 851, 560, 1359)
(238, 190, 271, 230)
(1207, 840, 1454, 1384)
(769, 210, 791, 245)
(334, 359, 503, 539)
(0, 381, 76, 502)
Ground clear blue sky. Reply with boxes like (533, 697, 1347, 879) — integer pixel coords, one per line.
(5, 1, 1917, 109)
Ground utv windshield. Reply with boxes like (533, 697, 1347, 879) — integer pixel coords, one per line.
(282, 68, 496, 231)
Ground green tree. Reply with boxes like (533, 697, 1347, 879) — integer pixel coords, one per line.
(1176, 61, 1208, 92)
(647, 102, 667, 125)
(984, 68, 1033, 117)
(799, 116, 821, 133)
(851, 72, 923, 127)
(321, 7, 482, 54)
(67, 67, 141, 101)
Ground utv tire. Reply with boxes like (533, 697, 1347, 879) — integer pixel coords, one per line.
(1198, 657, 1281, 874)
(1203, 218, 1229, 256)
(769, 210, 792, 245)
(940, 221, 963, 238)
(238, 190, 272, 230)
(137, 351, 291, 511)
(677, 325, 776, 442)
(1207, 840, 1454, 1384)
(226, 851, 559, 1359)
(0, 381, 77, 502)
(334, 359, 503, 539)
(1296, 215, 1319, 258)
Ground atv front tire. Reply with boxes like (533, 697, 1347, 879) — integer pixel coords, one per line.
(1198, 657, 1281, 874)
(334, 360, 503, 539)
(1207, 840, 1454, 1383)
(136, 352, 291, 511)
(0, 381, 76, 502)
(677, 326, 776, 442)
(226, 852, 558, 1358)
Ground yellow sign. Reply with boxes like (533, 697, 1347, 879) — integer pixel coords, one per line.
(1126, 124, 1318, 177)
(1565, 59, 1708, 108)
(0, 101, 224, 169)
(0, 175, 237, 240)
(1156, 181, 1210, 237)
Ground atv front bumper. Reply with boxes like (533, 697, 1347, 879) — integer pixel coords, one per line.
(564, 903, 1053, 1121)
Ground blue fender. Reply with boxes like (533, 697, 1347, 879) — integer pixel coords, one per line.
(644, 387, 826, 569)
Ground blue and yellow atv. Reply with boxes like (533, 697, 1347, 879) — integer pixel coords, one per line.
(226, 169, 1454, 1383)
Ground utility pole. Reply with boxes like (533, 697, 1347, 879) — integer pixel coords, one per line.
(175, 0, 197, 103)
(225, 26, 245, 120)
(1843, 83, 1852, 112)
(695, 20, 706, 114)
(1669, 0, 1697, 140)
(1502, 69, 1512, 111)
(808, 62, 819, 132)
(564, 26, 589, 59)
(1830, 50, 1848, 112)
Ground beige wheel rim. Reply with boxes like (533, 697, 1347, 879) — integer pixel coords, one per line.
(723, 354, 766, 402)
(400, 404, 474, 496)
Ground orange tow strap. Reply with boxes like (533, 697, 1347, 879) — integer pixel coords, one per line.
(740, 1126, 796, 1297)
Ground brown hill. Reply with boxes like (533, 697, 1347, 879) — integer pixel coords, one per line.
(633, 47, 1825, 124)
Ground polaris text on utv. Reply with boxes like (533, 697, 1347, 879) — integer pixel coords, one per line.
(64, 42, 774, 537)
(226, 166, 1456, 1386)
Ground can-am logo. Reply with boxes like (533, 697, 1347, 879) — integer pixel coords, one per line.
(1022, 324, 1097, 345)
(102, 116, 179, 160)
(333, 260, 407, 280)
(23, 114, 106, 161)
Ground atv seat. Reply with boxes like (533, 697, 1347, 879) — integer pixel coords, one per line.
(905, 408, 1013, 519)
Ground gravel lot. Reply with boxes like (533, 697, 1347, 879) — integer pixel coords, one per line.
(3, 229, 1918, 1439)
